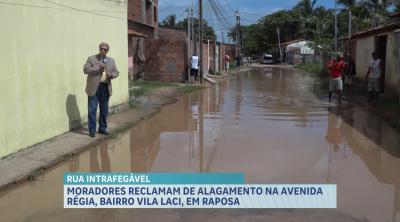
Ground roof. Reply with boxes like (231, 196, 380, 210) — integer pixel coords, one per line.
(278, 39, 306, 47)
(128, 18, 157, 29)
(214, 41, 234, 46)
(128, 30, 147, 37)
(341, 21, 400, 40)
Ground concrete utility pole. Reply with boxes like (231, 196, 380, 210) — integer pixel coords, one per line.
(335, 0, 338, 53)
(277, 27, 282, 63)
(193, 10, 197, 54)
(199, 0, 203, 83)
(348, 9, 352, 55)
(187, 8, 191, 84)
(235, 10, 240, 56)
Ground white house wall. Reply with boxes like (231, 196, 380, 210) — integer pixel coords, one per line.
(355, 37, 375, 79)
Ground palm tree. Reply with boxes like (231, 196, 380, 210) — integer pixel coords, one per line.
(361, 0, 392, 26)
(293, 0, 318, 39)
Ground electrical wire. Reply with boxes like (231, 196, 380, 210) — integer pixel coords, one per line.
(42, 0, 126, 20)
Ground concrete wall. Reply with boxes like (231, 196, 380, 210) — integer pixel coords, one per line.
(355, 36, 375, 79)
(385, 31, 400, 94)
(0, 0, 129, 157)
(355, 32, 400, 95)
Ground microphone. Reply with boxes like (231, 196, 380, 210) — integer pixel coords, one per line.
(101, 58, 107, 82)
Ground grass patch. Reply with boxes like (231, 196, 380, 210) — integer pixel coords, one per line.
(177, 85, 204, 93)
(130, 80, 178, 97)
(128, 100, 138, 109)
(296, 62, 328, 76)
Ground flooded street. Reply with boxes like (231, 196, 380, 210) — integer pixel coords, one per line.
(1, 67, 400, 222)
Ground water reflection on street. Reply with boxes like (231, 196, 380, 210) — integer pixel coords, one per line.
(1, 67, 400, 222)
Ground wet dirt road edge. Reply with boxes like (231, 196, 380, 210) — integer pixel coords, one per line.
(0, 69, 244, 191)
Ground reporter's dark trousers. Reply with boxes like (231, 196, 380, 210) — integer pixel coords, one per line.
(88, 83, 110, 134)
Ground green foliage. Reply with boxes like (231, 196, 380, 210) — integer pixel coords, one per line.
(177, 85, 204, 93)
(295, 62, 329, 76)
(159, 14, 216, 40)
(176, 17, 216, 40)
(235, 0, 395, 56)
(130, 80, 178, 97)
(161, 14, 177, 27)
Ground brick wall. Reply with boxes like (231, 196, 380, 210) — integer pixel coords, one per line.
(159, 26, 186, 40)
(144, 27, 187, 82)
(128, 0, 158, 27)
(128, 0, 142, 22)
(219, 43, 236, 71)
(128, 35, 146, 85)
(128, 20, 156, 39)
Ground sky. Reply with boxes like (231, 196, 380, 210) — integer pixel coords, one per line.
(158, 0, 337, 42)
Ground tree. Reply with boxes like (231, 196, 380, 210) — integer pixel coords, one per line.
(161, 14, 177, 27)
(176, 18, 216, 40)
(293, 0, 318, 39)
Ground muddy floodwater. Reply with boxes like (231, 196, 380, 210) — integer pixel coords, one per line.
(1, 67, 400, 222)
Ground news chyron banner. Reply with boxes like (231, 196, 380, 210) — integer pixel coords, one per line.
(64, 173, 336, 208)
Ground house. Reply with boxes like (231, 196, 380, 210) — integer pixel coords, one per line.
(127, 0, 159, 84)
(345, 14, 400, 96)
(128, 0, 191, 83)
(278, 39, 316, 65)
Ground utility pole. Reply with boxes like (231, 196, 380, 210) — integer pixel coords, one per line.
(187, 8, 191, 84)
(235, 10, 240, 56)
(334, 0, 338, 53)
(199, 0, 203, 83)
(277, 27, 282, 64)
(193, 9, 197, 54)
(191, 8, 194, 53)
(222, 31, 224, 44)
(348, 9, 352, 55)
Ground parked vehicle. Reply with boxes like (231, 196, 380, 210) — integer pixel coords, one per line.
(259, 53, 273, 64)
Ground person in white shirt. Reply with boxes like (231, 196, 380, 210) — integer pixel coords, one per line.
(365, 52, 383, 101)
(191, 53, 199, 83)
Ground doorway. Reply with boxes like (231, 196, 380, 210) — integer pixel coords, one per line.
(375, 35, 387, 93)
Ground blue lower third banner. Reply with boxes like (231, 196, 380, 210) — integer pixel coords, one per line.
(63, 173, 336, 209)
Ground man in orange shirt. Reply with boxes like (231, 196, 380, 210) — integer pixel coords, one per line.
(327, 53, 346, 103)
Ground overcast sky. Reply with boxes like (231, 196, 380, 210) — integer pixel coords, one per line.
(158, 0, 336, 42)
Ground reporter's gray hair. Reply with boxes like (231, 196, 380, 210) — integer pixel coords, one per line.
(99, 42, 110, 50)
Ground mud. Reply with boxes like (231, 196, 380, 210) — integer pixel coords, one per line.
(1, 67, 400, 222)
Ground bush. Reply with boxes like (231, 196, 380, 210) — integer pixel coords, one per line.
(296, 62, 328, 76)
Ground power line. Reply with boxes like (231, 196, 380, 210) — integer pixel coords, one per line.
(0, 1, 126, 16)
(208, 0, 235, 29)
(224, 0, 235, 13)
(42, 0, 126, 20)
(103, 0, 127, 3)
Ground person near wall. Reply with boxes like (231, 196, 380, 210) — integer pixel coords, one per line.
(224, 54, 230, 72)
(190, 53, 199, 84)
(327, 52, 346, 104)
(344, 53, 357, 95)
(365, 51, 383, 102)
(83, 42, 119, 137)
(236, 53, 242, 70)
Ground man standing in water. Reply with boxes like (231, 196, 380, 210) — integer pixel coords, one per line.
(365, 51, 383, 102)
(191, 53, 199, 84)
(83, 42, 119, 137)
(327, 53, 346, 104)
